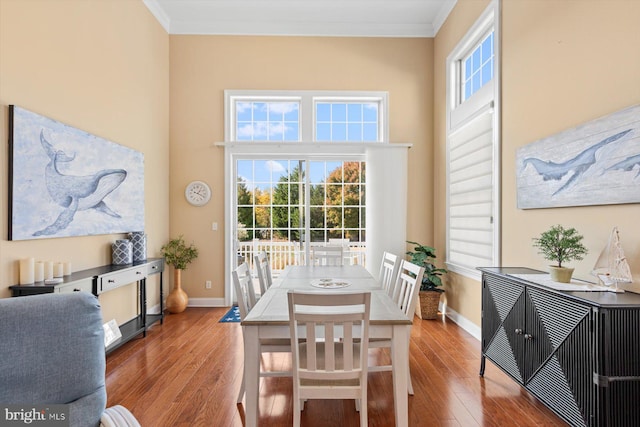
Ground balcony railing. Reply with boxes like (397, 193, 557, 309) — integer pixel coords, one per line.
(237, 239, 366, 277)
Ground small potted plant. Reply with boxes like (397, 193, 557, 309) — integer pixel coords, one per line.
(161, 235, 199, 313)
(532, 225, 588, 283)
(406, 241, 448, 320)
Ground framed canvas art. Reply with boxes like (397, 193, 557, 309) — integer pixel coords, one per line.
(516, 104, 640, 209)
(8, 105, 144, 240)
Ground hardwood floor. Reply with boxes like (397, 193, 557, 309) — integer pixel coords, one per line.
(106, 307, 567, 426)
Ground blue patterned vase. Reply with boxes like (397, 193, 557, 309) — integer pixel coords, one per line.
(112, 239, 133, 265)
(129, 232, 147, 262)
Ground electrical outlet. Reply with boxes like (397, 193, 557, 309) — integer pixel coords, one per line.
(205, 280, 212, 289)
(212, 222, 218, 231)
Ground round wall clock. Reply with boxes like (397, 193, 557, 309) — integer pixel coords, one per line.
(185, 180, 211, 206)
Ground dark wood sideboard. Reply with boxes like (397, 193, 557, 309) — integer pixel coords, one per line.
(479, 267, 640, 427)
(9, 258, 164, 354)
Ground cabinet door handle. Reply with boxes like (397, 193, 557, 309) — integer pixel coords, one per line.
(136, 271, 143, 275)
(108, 279, 115, 283)
(524, 334, 533, 340)
(515, 328, 523, 335)
(73, 288, 81, 292)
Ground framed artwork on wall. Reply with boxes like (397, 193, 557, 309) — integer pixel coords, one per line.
(8, 105, 144, 240)
(516, 104, 640, 209)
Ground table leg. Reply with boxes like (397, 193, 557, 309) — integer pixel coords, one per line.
(244, 326, 260, 427)
(391, 325, 409, 427)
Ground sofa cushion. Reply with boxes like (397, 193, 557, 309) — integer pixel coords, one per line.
(0, 292, 107, 427)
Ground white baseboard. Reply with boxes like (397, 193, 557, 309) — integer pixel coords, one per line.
(187, 297, 227, 307)
(440, 302, 481, 341)
(147, 303, 161, 314)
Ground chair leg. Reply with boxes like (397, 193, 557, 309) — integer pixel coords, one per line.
(236, 372, 245, 404)
(408, 367, 414, 395)
(360, 390, 367, 426)
(293, 395, 301, 427)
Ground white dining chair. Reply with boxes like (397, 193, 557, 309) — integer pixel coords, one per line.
(232, 262, 291, 404)
(369, 259, 424, 395)
(287, 290, 371, 427)
(310, 245, 344, 266)
(378, 251, 399, 297)
(254, 251, 273, 295)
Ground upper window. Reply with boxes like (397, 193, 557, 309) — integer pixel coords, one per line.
(236, 101, 300, 141)
(315, 102, 379, 142)
(225, 91, 387, 143)
(462, 31, 494, 102)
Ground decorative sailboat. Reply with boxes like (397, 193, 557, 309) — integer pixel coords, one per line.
(591, 226, 633, 292)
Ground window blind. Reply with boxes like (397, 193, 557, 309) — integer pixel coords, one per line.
(447, 108, 494, 269)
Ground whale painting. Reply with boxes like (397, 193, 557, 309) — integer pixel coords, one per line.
(516, 104, 640, 209)
(9, 105, 144, 240)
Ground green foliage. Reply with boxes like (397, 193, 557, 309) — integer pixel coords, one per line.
(406, 240, 448, 291)
(532, 225, 588, 268)
(161, 235, 199, 270)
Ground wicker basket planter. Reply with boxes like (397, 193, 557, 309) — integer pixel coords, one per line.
(419, 290, 442, 320)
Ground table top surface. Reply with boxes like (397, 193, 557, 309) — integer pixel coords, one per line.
(242, 265, 412, 326)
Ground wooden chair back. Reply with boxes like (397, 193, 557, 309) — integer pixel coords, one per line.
(378, 251, 399, 297)
(311, 246, 344, 266)
(232, 262, 257, 319)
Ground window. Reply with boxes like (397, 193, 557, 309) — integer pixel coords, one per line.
(462, 31, 494, 102)
(446, 1, 500, 280)
(226, 91, 387, 143)
(236, 101, 300, 141)
(224, 91, 405, 307)
(315, 102, 379, 142)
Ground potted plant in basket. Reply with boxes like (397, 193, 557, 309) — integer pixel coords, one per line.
(532, 224, 588, 283)
(161, 235, 199, 313)
(406, 241, 448, 320)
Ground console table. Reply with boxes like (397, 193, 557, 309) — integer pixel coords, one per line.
(10, 258, 164, 354)
(479, 267, 640, 427)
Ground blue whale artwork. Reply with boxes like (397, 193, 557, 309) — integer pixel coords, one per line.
(516, 104, 640, 209)
(9, 105, 144, 240)
(34, 131, 127, 236)
(523, 129, 632, 196)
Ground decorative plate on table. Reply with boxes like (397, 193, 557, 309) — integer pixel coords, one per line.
(310, 278, 352, 289)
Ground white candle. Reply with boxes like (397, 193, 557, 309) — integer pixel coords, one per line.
(44, 261, 54, 280)
(34, 262, 45, 282)
(19, 258, 35, 285)
(54, 262, 64, 278)
(63, 261, 72, 276)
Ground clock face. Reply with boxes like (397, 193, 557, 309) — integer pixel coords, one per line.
(185, 181, 211, 206)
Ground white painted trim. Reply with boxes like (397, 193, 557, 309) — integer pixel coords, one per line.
(188, 297, 227, 308)
(142, 0, 170, 33)
(147, 303, 161, 314)
(433, 0, 458, 36)
(441, 303, 481, 341)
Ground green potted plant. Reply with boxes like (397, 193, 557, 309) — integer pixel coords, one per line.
(532, 224, 588, 283)
(406, 240, 448, 320)
(161, 235, 199, 313)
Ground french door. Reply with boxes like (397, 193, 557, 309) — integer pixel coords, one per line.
(234, 157, 366, 275)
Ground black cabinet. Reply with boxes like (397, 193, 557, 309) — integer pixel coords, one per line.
(480, 267, 640, 427)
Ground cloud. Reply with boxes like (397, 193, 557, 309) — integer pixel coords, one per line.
(265, 160, 286, 173)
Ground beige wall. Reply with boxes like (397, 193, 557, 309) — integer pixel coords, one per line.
(169, 36, 433, 299)
(435, 0, 640, 326)
(0, 0, 170, 324)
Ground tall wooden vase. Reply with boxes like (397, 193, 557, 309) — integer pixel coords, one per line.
(166, 269, 188, 313)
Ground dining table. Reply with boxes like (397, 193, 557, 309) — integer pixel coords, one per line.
(241, 264, 412, 427)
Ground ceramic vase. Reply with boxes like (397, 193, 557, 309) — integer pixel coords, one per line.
(129, 232, 147, 262)
(112, 240, 133, 265)
(166, 269, 189, 313)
